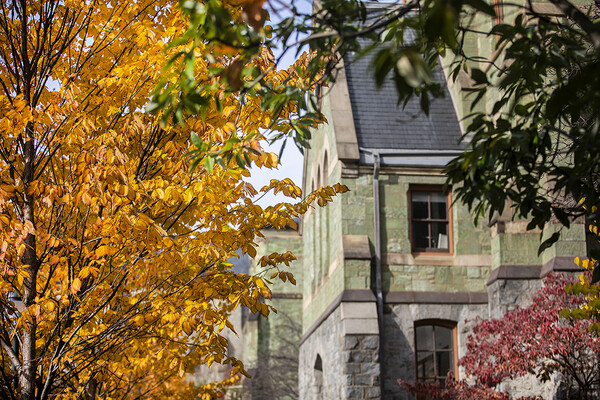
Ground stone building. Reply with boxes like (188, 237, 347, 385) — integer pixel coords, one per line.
(296, 37, 586, 400)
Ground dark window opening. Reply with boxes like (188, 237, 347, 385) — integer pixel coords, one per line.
(410, 189, 451, 253)
(415, 323, 456, 382)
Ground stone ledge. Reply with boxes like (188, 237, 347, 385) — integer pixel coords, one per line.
(488, 257, 583, 286)
(540, 256, 580, 276)
(384, 291, 488, 304)
(384, 252, 492, 266)
(271, 292, 303, 299)
(300, 289, 490, 344)
(486, 265, 542, 286)
(343, 235, 372, 260)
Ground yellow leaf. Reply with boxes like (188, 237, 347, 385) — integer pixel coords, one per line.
(182, 320, 193, 336)
(81, 191, 92, 205)
(178, 360, 185, 378)
(71, 278, 82, 294)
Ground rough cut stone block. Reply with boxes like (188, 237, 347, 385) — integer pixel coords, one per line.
(366, 387, 381, 398)
(354, 374, 371, 385)
(344, 386, 363, 398)
(343, 374, 353, 386)
(343, 235, 372, 259)
(344, 363, 361, 374)
(344, 336, 359, 350)
(350, 350, 372, 363)
(499, 291, 519, 304)
(362, 362, 380, 375)
(362, 335, 379, 350)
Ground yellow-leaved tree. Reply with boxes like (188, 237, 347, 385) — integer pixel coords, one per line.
(567, 211, 600, 332)
(0, 1, 344, 399)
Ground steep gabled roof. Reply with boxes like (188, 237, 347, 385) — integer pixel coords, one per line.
(343, 49, 464, 152)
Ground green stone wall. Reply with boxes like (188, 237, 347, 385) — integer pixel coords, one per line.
(301, 93, 347, 333)
(341, 171, 492, 293)
(251, 229, 304, 294)
(243, 229, 304, 399)
(541, 223, 587, 265)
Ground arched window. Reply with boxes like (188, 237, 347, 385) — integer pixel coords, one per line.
(316, 165, 321, 189)
(414, 320, 457, 382)
(316, 165, 322, 282)
(322, 152, 328, 186)
(322, 152, 329, 269)
(313, 354, 323, 398)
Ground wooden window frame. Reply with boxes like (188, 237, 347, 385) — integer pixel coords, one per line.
(409, 185, 453, 255)
(414, 319, 459, 382)
(494, 0, 503, 26)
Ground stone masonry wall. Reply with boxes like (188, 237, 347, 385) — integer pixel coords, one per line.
(382, 302, 488, 399)
(342, 335, 381, 399)
(299, 306, 345, 400)
(299, 304, 382, 400)
(487, 278, 542, 319)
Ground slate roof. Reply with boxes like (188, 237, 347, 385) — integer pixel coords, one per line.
(344, 48, 464, 151)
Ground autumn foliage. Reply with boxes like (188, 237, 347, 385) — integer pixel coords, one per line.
(403, 273, 600, 399)
(401, 377, 539, 400)
(0, 1, 342, 399)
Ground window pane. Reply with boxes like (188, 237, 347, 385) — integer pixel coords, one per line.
(437, 351, 453, 378)
(412, 193, 429, 219)
(416, 351, 435, 380)
(416, 324, 456, 383)
(435, 326, 452, 350)
(431, 222, 448, 249)
(430, 193, 447, 219)
(412, 222, 429, 249)
(416, 325, 433, 351)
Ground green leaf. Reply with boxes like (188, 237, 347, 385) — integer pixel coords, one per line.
(470, 68, 488, 85)
(191, 132, 203, 148)
(552, 207, 570, 228)
(462, 0, 496, 17)
(204, 156, 215, 173)
(188, 155, 202, 173)
(538, 232, 560, 256)
(420, 93, 430, 115)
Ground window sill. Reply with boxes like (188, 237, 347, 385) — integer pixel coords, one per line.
(411, 253, 454, 265)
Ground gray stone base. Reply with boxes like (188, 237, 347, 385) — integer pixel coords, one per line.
(299, 303, 381, 399)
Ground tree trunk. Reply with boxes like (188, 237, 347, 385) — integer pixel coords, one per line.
(19, 0, 39, 387)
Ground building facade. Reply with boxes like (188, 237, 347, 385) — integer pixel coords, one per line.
(296, 40, 587, 399)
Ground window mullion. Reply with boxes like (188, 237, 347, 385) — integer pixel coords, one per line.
(427, 193, 432, 249)
(432, 327, 438, 379)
